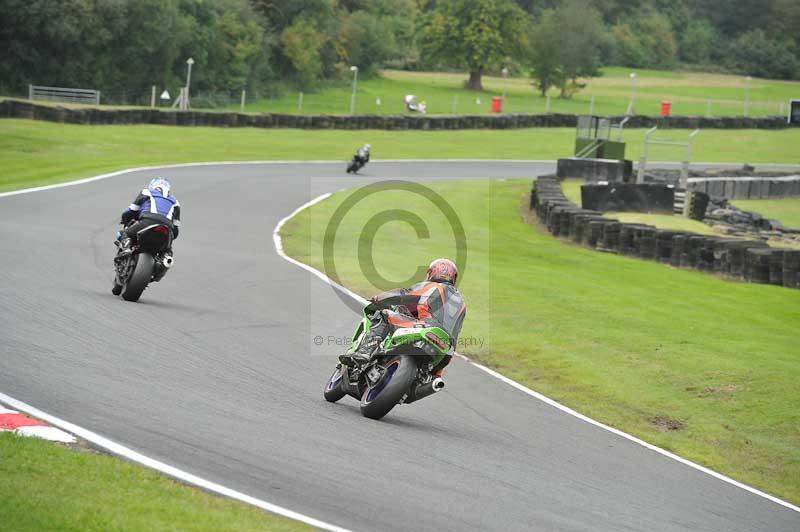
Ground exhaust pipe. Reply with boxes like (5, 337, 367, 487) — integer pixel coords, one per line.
(404, 378, 445, 404)
(162, 255, 174, 268)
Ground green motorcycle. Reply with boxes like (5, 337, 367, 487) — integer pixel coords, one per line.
(324, 304, 451, 420)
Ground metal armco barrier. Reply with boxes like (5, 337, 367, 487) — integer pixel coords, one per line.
(29, 85, 100, 105)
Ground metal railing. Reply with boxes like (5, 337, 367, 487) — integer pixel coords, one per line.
(637, 127, 700, 187)
(29, 85, 100, 105)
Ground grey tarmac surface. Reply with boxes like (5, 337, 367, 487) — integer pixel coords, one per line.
(1, 161, 797, 531)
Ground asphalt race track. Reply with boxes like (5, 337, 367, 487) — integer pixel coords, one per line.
(1, 161, 798, 531)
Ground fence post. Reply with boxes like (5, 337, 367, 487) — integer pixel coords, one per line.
(545, 95, 551, 113)
(28, 84, 33, 100)
(240, 90, 246, 113)
(298, 91, 303, 112)
(589, 96, 595, 115)
(681, 129, 700, 189)
(706, 99, 712, 118)
(744, 76, 751, 117)
(451, 95, 458, 114)
(638, 126, 657, 184)
(151, 86, 156, 108)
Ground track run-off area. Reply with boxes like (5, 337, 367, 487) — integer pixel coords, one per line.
(1, 161, 798, 532)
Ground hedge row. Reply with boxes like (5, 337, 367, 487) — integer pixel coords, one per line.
(531, 177, 799, 289)
(0, 100, 793, 130)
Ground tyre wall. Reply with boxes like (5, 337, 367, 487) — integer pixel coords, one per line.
(580, 183, 675, 213)
(0, 99, 793, 130)
(687, 177, 800, 199)
(531, 177, 798, 289)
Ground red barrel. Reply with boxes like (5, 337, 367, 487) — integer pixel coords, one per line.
(491, 96, 503, 113)
(660, 101, 672, 117)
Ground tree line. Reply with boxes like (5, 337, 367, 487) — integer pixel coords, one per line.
(1, 0, 797, 103)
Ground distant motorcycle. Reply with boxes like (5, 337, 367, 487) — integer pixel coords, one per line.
(112, 222, 174, 302)
(346, 156, 366, 174)
(346, 144, 370, 174)
(324, 304, 450, 420)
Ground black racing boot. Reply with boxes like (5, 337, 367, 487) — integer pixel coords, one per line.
(339, 332, 382, 366)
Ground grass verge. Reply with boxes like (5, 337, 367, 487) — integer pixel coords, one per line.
(2, 119, 800, 192)
(0, 432, 308, 531)
(280, 178, 800, 504)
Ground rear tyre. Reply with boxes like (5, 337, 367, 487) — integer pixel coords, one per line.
(323, 365, 347, 403)
(360, 355, 416, 420)
(121, 253, 154, 302)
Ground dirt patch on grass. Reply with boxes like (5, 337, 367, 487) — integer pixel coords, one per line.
(650, 415, 685, 431)
(698, 384, 742, 397)
(685, 383, 743, 398)
(519, 193, 538, 225)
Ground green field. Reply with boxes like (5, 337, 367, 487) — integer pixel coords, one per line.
(280, 178, 800, 504)
(2, 119, 799, 192)
(0, 433, 308, 531)
(219, 68, 800, 117)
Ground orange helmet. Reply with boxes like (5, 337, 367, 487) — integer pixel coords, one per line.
(426, 258, 458, 284)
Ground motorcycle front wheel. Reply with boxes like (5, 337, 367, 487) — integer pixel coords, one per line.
(360, 355, 416, 420)
(323, 364, 347, 403)
(121, 253, 154, 302)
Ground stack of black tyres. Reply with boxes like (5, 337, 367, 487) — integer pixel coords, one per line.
(745, 249, 773, 283)
(530, 177, 797, 289)
(655, 231, 685, 263)
(783, 251, 800, 288)
(634, 227, 658, 260)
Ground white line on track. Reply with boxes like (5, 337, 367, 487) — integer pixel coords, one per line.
(272, 191, 800, 516)
(273, 193, 369, 307)
(0, 392, 352, 532)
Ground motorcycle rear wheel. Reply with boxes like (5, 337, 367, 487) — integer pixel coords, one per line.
(121, 253, 154, 302)
(360, 355, 416, 420)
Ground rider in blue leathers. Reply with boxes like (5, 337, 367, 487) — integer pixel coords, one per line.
(116, 177, 180, 255)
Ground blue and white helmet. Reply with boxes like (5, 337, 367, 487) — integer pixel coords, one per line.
(148, 177, 171, 196)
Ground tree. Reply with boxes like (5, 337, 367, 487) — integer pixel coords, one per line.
(728, 29, 799, 80)
(613, 5, 677, 69)
(421, 0, 529, 90)
(280, 19, 326, 87)
(339, 10, 395, 75)
(528, 10, 563, 96)
(528, 0, 606, 98)
(552, 0, 606, 97)
(679, 20, 716, 65)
